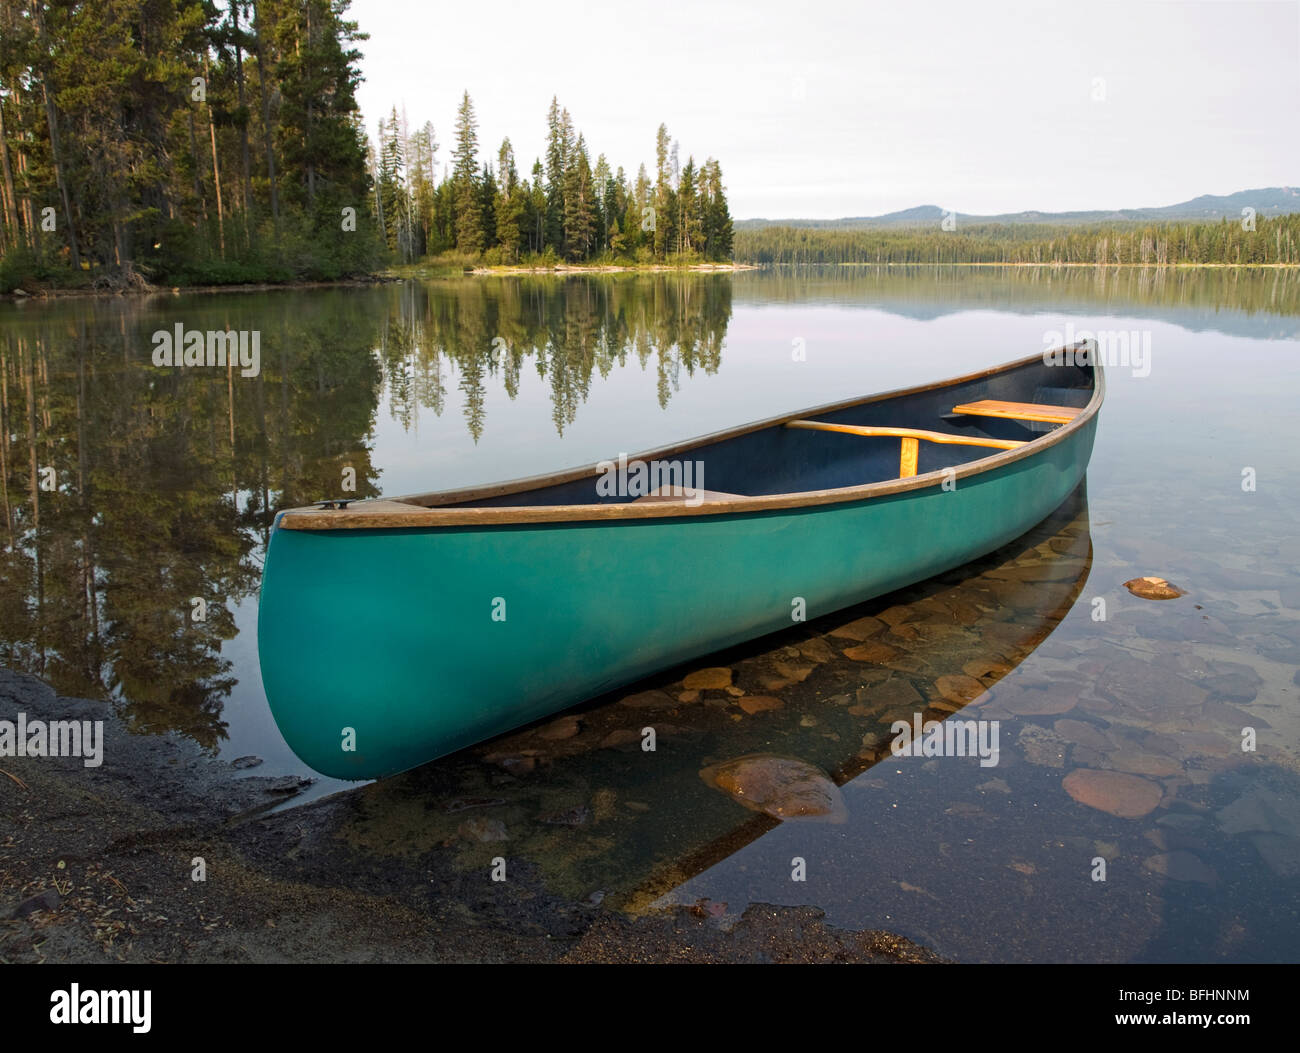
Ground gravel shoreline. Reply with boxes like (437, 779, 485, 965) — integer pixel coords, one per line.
(0, 668, 941, 964)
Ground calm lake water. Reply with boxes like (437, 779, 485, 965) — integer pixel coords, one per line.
(2, 266, 1298, 962)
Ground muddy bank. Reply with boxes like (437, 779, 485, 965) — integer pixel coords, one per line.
(0, 669, 940, 964)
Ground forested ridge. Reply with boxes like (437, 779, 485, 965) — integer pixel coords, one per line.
(0, 1, 735, 295)
(735, 215, 1300, 266)
(373, 95, 734, 268)
(0, 0, 377, 291)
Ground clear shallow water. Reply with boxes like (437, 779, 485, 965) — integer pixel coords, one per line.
(2, 266, 1298, 961)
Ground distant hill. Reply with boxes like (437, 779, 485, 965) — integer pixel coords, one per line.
(737, 187, 1300, 230)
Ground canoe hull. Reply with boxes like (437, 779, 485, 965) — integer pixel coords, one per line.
(257, 412, 1097, 779)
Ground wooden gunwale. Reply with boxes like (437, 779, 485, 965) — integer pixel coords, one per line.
(279, 348, 1103, 531)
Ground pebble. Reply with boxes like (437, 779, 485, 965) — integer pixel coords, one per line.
(1124, 576, 1186, 600)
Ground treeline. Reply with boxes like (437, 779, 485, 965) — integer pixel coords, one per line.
(0, 0, 381, 293)
(372, 94, 734, 266)
(735, 215, 1300, 266)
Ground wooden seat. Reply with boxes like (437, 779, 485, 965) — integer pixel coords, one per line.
(951, 399, 1082, 425)
(784, 419, 1025, 479)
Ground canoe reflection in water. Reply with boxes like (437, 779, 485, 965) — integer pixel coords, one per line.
(332, 482, 1094, 912)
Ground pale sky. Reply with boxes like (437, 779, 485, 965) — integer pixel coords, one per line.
(349, 0, 1300, 219)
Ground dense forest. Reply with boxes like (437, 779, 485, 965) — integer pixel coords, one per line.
(372, 95, 734, 267)
(0, 0, 380, 291)
(0, 1, 735, 294)
(734, 214, 1300, 267)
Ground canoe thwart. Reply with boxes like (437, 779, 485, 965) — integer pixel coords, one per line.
(951, 399, 1082, 424)
(784, 419, 1027, 450)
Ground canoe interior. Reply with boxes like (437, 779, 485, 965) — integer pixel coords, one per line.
(435, 356, 1094, 508)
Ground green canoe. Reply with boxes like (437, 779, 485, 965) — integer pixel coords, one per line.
(257, 346, 1103, 779)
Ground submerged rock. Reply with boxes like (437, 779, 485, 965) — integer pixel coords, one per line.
(1019, 725, 1068, 768)
(484, 751, 542, 775)
(537, 715, 582, 740)
(737, 695, 783, 715)
(700, 754, 847, 822)
(619, 689, 677, 709)
(459, 817, 509, 842)
(934, 674, 986, 706)
(842, 641, 901, 664)
(1249, 834, 1300, 877)
(1124, 576, 1186, 600)
(829, 615, 885, 641)
(537, 805, 592, 827)
(1102, 750, 1182, 778)
(1000, 685, 1078, 716)
(1053, 719, 1113, 752)
(1094, 658, 1208, 714)
(797, 638, 838, 663)
(443, 796, 507, 814)
(1063, 769, 1163, 818)
(683, 667, 732, 690)
(1142, 851, 1216, 884)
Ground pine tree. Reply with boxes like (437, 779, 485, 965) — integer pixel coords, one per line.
(702, 158, 733, 260)
(562, 134, 596, 260)
(653, 123, 671, 258)
(544, 97, 568, 254)
(376, 108, 406, 254)
(494, 139, 523, 260)
(451, 90, 482, 253)
(592, 154, 610, 252)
